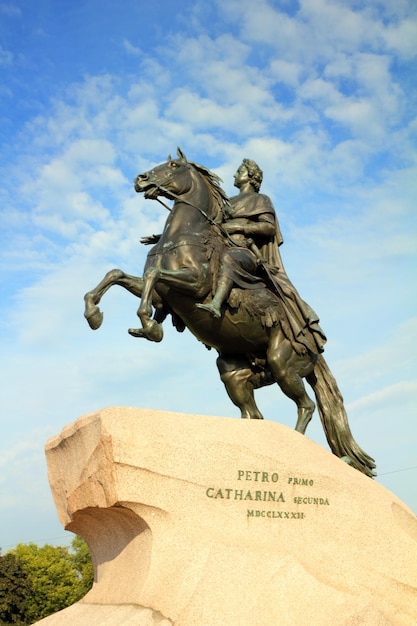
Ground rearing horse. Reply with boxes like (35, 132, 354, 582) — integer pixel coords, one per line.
(84, 148, 376, 478)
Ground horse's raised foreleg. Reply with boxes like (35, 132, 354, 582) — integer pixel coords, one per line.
(84, 269, 163, 331)
(84, 269, 124, 329)
(267, 327, 316, 434)
(132, 263, 207, 342)
(129, 262, 165, 342)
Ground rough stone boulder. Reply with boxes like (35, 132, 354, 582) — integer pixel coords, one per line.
(38, 407, 417, 625)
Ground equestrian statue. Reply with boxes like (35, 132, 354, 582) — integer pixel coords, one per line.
(84, 148, 376, 478)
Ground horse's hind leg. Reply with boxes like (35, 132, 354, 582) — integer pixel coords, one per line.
(267, 328, 316, 434)
(216, 355, 266, 420)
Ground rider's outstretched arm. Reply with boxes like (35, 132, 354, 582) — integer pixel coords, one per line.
(140, 234, 161, 245)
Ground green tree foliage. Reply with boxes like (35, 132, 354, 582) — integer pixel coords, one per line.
(0, 551, 31, 625)
(0, 537, 93, 625)
(12, 543, 81, 622)
(68, 535, 94, 597)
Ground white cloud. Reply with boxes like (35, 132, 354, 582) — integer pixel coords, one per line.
(122, 38, 142, 56)
(223, 0, 300, 53)
(269, 59, 303, 87)
(382, 15, 417, 59)
(298, 0, 378, 54)
(0, 44, 13, 65)
(347, 380, 417, 413)
(216, 0, 414, 146)
(0, 433, 50, 511)
(0, 3, 22, 17)
(166, 90, 269, 135)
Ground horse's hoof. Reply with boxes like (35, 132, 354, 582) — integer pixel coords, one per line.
(128, 328, 146, 338)
(294, 402, 315, 434)
(85, 307, 103, 330)
(128, 321, 163, 342)
(146, 320, 164, 342)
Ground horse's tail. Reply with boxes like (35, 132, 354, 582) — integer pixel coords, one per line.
(307, 355, 376, 478)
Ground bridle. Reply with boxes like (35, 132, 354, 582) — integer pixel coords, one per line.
(152, 184, 237, 247)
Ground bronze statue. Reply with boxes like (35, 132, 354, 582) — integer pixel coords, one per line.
(196, 158, 325, 356)
(84, 148, 376, 477)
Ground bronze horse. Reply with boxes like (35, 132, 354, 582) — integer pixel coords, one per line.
(84, 149, 375, 477)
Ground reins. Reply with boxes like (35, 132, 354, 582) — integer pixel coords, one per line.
(155, 184, 237, 247)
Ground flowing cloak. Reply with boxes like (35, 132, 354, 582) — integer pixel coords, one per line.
(220, 191, 326, 355)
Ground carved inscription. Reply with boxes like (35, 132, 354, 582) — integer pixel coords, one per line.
(205, 469, 331, 520)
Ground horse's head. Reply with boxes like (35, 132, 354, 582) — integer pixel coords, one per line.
(135, 148, 230, 224)
(134, 148, 193, 200)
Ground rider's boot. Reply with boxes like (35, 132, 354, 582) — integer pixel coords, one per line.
(196, 277, 232, 319)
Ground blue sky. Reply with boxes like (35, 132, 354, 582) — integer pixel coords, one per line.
(1, 0, 416, 549)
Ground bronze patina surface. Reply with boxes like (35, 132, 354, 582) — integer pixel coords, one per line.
(84, 149, 375, 477)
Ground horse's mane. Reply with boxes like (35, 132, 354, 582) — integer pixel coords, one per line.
(188, 160, 230, 224)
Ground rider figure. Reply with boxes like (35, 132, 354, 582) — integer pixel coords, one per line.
(197, 158, 283, 318)
(197, 158, 326, 356)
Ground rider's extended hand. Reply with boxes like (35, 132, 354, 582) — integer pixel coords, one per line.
(140, 234, 161, 245)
